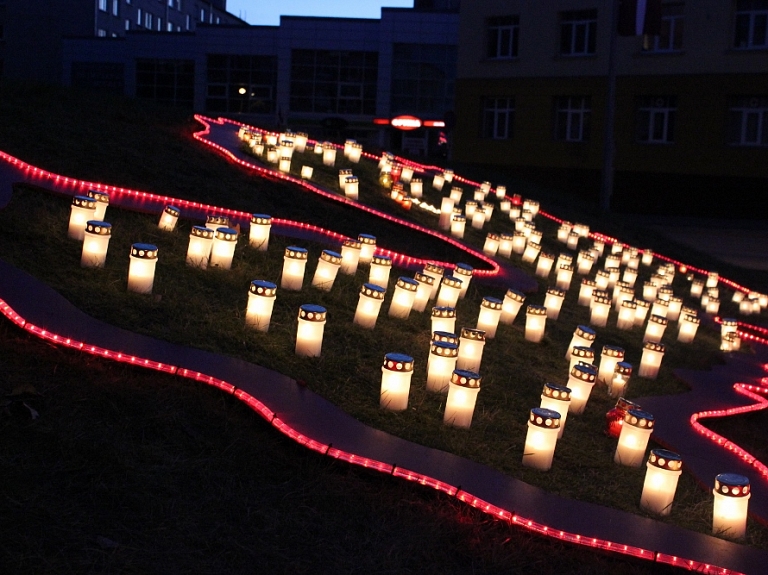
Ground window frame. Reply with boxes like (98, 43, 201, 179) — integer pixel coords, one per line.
(734, 0, 768, 49)
(643, 2, 684, 53)
(728, 96, 768, 146)
(559, 9, 598, 57)
(481, 97, 515, 140)
(553, 96, 592, 142)
(636, 96, 677, 144)
(486, 15, 520, 60)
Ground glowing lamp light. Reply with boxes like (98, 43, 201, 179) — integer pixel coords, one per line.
(456, 327, 486, 372)
(483, 203, 494, 222)
(264, 133, 277, 146)
(568, 346, 595, 373)
(209, 227, 238, 270)
(712, 473, 751, 540)
(400, 166, 413, 183)
(634, 299, 650, 327)
(266, 145, 278, 163)
(595, 269, 610, 291)
(423, 263, 445, 300)
(369, 255, 392, 288)
(81, 221, 111, 268)
(448, 186, 463, 204)
(522, 407, 561, 471)
(721, 332, 741, 352)
(294, 132, 308, 152)
(638, 341, 665, 379)
(432, 174, 445, 191)
(607, 267, 621, 290)
(388, 276, 419, 319)
(436, 275, 463, 308)
(605, 397, 641, 438)
(644, 314, 668, 343)
(438, 197, 455, 230)
(443, 169, 454, 183)
(677, 313, 700, 343)
(598, 345, 625, 385)
(452, 263, 473, 299)
(522, 241, 541, 264)
(431, 306, 457, 334)
(590, 291, 611, 327)
(281, 246, 309, 291)
(322, 142, 337, 166)
(444, 370, 482, 429)
(691, 279, 704, 298)
(525, 304, 547, 342)
(540, 383, 571, 438)
(310, 250, 342, 292)
(706, 297, 721, 315)
(512, 231, 527, 255)
(496, 233, 513, 259)
(412, 272, 434, 312)
(739, 298, 755, 315)
(496, 185, 507, 199)
(157, 205, 180, 232)
(86, 189, 109, 220)
(68, 195, 97, 240)
(342, 176, 359, 201)
(278, 156, 292, 173)
(295, 304, 327, 357)
(732, 290, 746, 303)
(706, 271, 719, 288)
(610, 362, 633, 398)
(410, 178, 423, 197)
(358, 234, 377, 265)
(314, 142, 323, 154)
(353, 283, 386, 329)
(544, 287, 565, 320)
(640, 449, 682, 516)
(348, 142, 363, 163)
(427, 341, 459, 393)
(471, 207, 486, 230)
(614, 409, 655, 467)
(464, 200, 478, 219)
(500, 288, 526, 325)
(557, 223, 571, 243)
(566, 231, 580, 250)
(615, 299, 637, 330)
(641, 249, 653, 266)
(186, 226, 214, 268)
(721, 318, 739, 339)
(205, 215, 230, 233)
(567, 364, 597, 414)
(450, 214, 466, 239)
(556, 264, 574, 291)
(565, 325, 596, 360)
(666, 296, 683, 322)
(525, 223, 538, 240)
(514, 216, 527, 233)
(127, 243, 158, 294)
(651, 299, 669, 318)
(343, 139, 356, 158)
(535, 252, 555, 278)
(338, 169, 353, 191)
(578, 278, 596, 306)
(476, 296, 503, 338)
(246, 280, 277, 331)
(246, 214, 271, 251)
(576, 251, 594, 275)
(279, 139, 294, 159)
(380, 353, 414, 411)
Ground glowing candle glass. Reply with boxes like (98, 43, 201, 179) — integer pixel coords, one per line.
(638, 341, 665, 379)
(590, 291, 611, 327)
(411, 272, 434, 313)
(482, 233, 499, 257)
(450, 214, 466, 238)
(522, 408, 561, 471)
(205, 215, 230, 232)
(614, 409, 654, 467)
(436, 275, 463, 308)
(598, 345, 625, 385)
(712, 474, 751, 539)
(344, 176, 359, 201)
(677, 314, 700, 343)
(295, 304, 327, 357)
(210, 227, 238, 270)
(565, 325, 596, 360)
(432, 174, 445, 191)
(452, 263, 472, 299)
(245, 280, 277, 332)
(456, 327, 486, 372)
(438, 197, 454, 229)
(540, 383, 571, 438)
(568, 346, 595, 373)
(87, 190, 110, 221)
(427, 341, 459, 393)
(576, 251, 594, 275)
(634, 299, 650, 327)
(68, 195, 96, 240)
(81, 221, 111, 268)
(389, 277, 419, 318)
(567, 364, 597, 414)
(556, 264, 574, 291)
(476, 296, 503, 338)
(338, 239, 361, 275)
(497, 233, 513, 258)
(444, 370, 482, 429)
(641, 450, 682, 516)
(158, 205, 180, 232)
(380, 353, 414, 411)
(500, 289, 525, 325)
(353, 283, 386, 329)
(369, 255, 392, 288)
(644, 314, 668, 343)
(610, 362, 633, 398)
(127, 243, 158, 294)
(578, 279, 596, 306)
(617, 300, 637, 330)
(322, 142, 336, 166)
(512, 231, 527, 255)
(186, 226, 213, 268)
(535, 252, 555, 278)
(281, 246, 308, 291)
(521, 241, 541, 264)
(423, 263, 445, 299)
(525, 305, 547, 342)
(311, 250, 342, 291)
(544, 287, 565, 321)
(431, 306, 456, 334)
(358, 234, 377, 265)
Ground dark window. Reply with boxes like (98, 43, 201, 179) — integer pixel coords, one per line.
(727, 96, 768, 146)
(643, 2, 684, 52)
(554, 96, 591, 141)
(390, 43, 456, 115)
(734, 0, 768, 48)
(481, 97, 515, 139)
(487, 16, 519, 59)
(560, 10, 597, 56)
(136, 59, 194, 108)
(636, 96, 677, 143)
(205, 54, 278, 114)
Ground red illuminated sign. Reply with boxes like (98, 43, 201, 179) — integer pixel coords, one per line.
(391, 115, 422, 130)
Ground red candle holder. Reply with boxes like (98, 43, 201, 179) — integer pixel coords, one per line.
(605, 397, 641, 438)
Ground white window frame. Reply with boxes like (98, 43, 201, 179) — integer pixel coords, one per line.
(734, 0, 768, 49)
(560, 10, 597, 56)
(112, 0, 118, 17)
(644, 2, 684, 53)
(637, 96, 677, 144)
(555, 96, 591, 142)
(145, 12, 152, 29)
(729, 97, 768, 146)
(487, 16, 519, 59)
(482, 97, 515, 139)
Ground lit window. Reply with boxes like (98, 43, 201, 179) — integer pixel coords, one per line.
(125, 19, 130, 31)
(636, 96, 677, 144)
(137, 9, 142, 27)
(145, 12, 152, 29)
(643, 2, 684, 52)
(728, 96, 768, 146)
(98, 0, 108, 12)
(554, 96, 591, 142)
(734, 0, 768, 49)
(560, 10, 597, 56)
(157, 18, 162, 31)
(486, 16, 519, 59)
(112, 0, 118, 17)
(167, 22, 173, 32)
(97, 28, 107, 37)
(482, 97, 515, 139)
(201, 9, 205, 22)
(186, 15, 191, 30)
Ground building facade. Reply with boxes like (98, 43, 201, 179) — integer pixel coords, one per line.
(454, 0, 768, 214)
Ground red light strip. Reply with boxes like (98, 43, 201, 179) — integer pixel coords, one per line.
(714, 316, 768, 347)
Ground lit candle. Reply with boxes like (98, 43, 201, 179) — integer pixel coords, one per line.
(557, 223, 571, 243)
(691, 279, 704, 298)
(322, 142, 336, 166)
(348, 142, 363, 163)
(389, 277, 419, 319)
(568, 346, 595, 373)
(410, 178, 423, 198)
(68, 195, 96, 241)
(535, 252, 555, 278)
(641, 449, 682, 516)
(607, 267, 621, 290)
(343, 139, 355, 158)
(641, 249, 653, 266)
(295, 304, 327, 357)
(209, 227, 238, 270)
(294, 132, 308, 153)
(400, 166, 413, 183)
(706, 271, 719, 288)
(597, 345, 625, 385)
(617, 300, 637, 330)
(436, 275, 463, 308)
(521, 241, 541, 264)
(80, 221, 111, 268)
(644, 314, 668, 343)
(595, 269, 610, 291)
(609, 362, 632, 398)
(279, 139, 294, 159)
(634, 299, 650, 327)
(354, 283, 386, 329)
(311, 250, 342, 292)
(266, 146, 278, 163)
(476, 296, 503, 338)
(380, 353, 414, 411)
(566, 231, 580, 250)
(426, 341, 459, 393)
(411, 272, 435, 313)
(501, 288, 526, 325)
(205, 214, 230, 232)
(564, 325, 596, 360)
(544, 287, 565, 321)
(158, 205, 180, 232)
(450, 214, 466, 238)
(721, 332, 741, 352)
(590, 290, 611, 327)
(431, 306, 456, 334)
(246, 280, 277, 332)
(482, 233, 499, 257)
(358, 234, 377, 265)
(369, 255, 392, 288)
(576, 250, 594, 275)
(471, 206, 486, 230)
(512, 231, 527, 255)
(578, 278, 596, 306)
(438, 197, 454, 229)
(567, 364, 597, 414)
(522, 407, 561, 471)
(86, 190, 110, 221)
(186, 226, 214, 268)
(712, 473, 751, 540)
(638, 341, 666, 379)
(443, 169, 454, 183)
(525, 304, 547, 342)
(555, 264, 574, 291)
(540, 383, 571, 438)
(444, 370, 482, 429)
(706, 297, 721, 315)
(497, 233, 514, 258)
(423, 263, 445, 300)
(721, 318, 739, 339)
(651, 299, 669, 318)
(339, 239, 361, 275)
(613, 283, 634, 311)
(456, 327, 486, 372)
(432, 174, 445, 191)
(314, 142, 323, 154)
(614, 409, 654, 467)
(281, 246, 309, 291)
(677, 313, 700, 343)
(278, 156, 291, 173)
(344, 176, 359, 201)
(127, 243, 158, 294)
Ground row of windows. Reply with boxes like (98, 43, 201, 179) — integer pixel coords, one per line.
(486, 1, 767, 60)
(482, 95, 768, 147)
(98, 1, 221, 32)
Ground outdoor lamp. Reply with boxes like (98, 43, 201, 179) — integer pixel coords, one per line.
(644, 314, 668, 343)
(476, 296, 503, 338)
(86, 190, 109, 221)
(522, 241, 541, 264)
(432, 173, 445, 191)
(496, 185, 507, 199)
(617, 300, 638, 330)
(68, 195, 96, 240)
(565, 325, 596, 360)
(158, 205, 180, 232)
(322, 142, 336, 166)
(439, 197, 455, 229)
(431, 306, 457, 334)
(281, 246, 309, 291)
(535, 252, 555, 278)
(712, 474, 751, 540)
(497, 233, 514, 258)
(354, 283, 386, 329)
(556, 264, 574, 291)
(311, 250, 342, 291)
(444, 370, 482, 429)
(339, 239, 361, 275)
(641, 451, 685, 516)
(590, 291, 611, 327)
(427, 341, 459, 393)
(677, 313, 700, 343)
(245, 280, 277, 332)
(544, 287, 565, 320)
(295, 304, 327, 357)
(567, 364, 597, 414)
(501, 288, 526, 325)
(639, 341, 666, 379)
(369, 255, 392, 288)
(568, 346, 595, 374)
(540, 383, 571, 438)
(522, 408, 561, 471)
(380, 353, 414, 411)
(566, 231, 580, 250)
(358, 234, 377, 265)
(410, 178, 423, 197)
(210, 227, 238, 270)
(525, 305, 547, 342)
(412, 272, 435, 312)
(186, 226, 214, 268)
(205, 214, 229, 232)
(456, 327, 486, 372)
(127, 243, 158, 294)
(634, 299, 651, 327)
(451, 214, 466, 238)
(614, 409, 655, 467)
(578, 278, 596, 306)
(598, 345, 625, 385)
(81, 221, 111, 268)
(610, 362, 633, 398)
(338, 169, 353, 190)
(512, 231, 527, 254)
(389, 277, 419, 318)
(436, 275, 463, 308)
